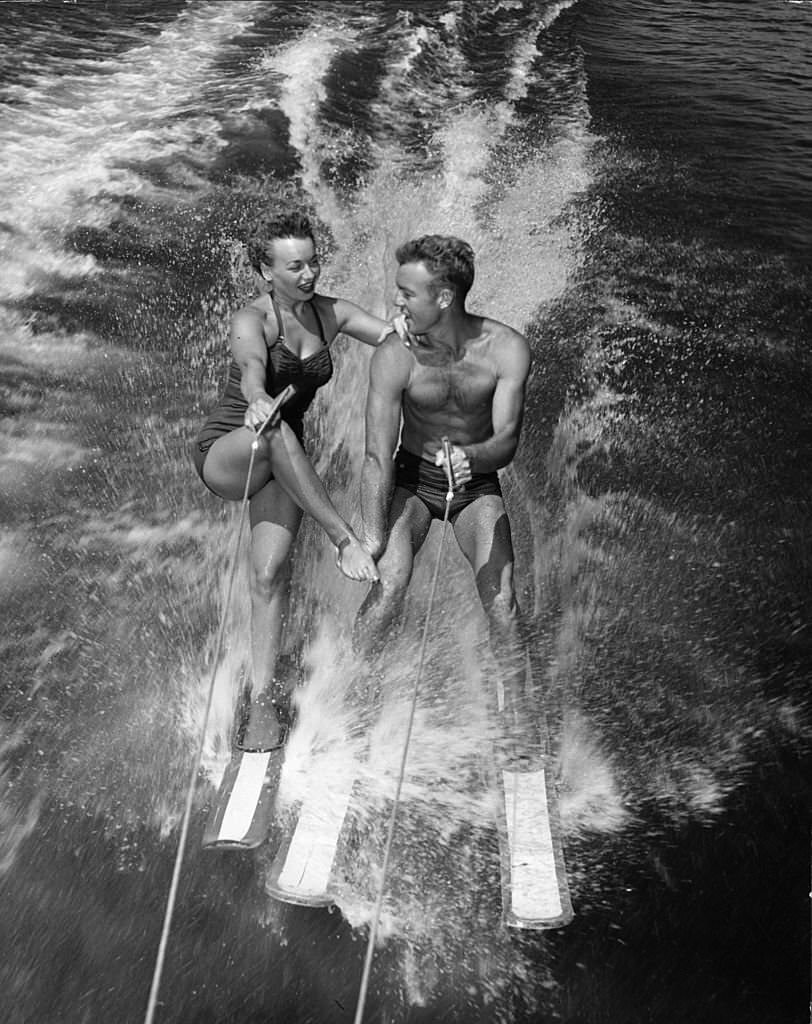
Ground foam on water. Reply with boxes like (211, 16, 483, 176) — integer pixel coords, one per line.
(0, 740, 41, 875)
(0, 1, 264, 302)
(3, 3, 807, 1019)
(556, 710, 627, 834)
(262, 24, 360, 218)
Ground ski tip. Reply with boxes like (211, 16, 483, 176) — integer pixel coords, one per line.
(504, 903, 574, 931)
(264, 878, 334, 908)
(201, 747, 282, 851)
(202, 834, 267, 852)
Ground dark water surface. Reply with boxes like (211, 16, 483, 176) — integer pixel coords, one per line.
(0, 1, 809, 1022)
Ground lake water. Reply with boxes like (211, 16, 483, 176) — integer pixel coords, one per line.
(1, 2, 809, 1022)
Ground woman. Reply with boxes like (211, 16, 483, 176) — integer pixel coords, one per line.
(194, 209, 393, 751)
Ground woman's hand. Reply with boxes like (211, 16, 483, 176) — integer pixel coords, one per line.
(244, 391, 282, 432)
(362, 532, 386, 561)
(390, 313, 410, 341)
(335, 535, 380, 582)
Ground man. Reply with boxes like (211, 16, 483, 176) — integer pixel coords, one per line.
(356, 234, 532, 740)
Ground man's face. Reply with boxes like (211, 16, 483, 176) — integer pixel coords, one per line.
(394, 261, 443, 335)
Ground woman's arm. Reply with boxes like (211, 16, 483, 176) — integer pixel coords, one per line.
(230, 305, 281, 430)
(319, 295, 399, 347)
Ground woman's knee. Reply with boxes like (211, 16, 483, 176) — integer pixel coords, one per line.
(263, 420, 297, 461)
(202, 433, 272, 500)
(250, 556, 290, 604)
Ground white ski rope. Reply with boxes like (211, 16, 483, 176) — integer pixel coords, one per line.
(143, 387, 295, 1024)
(353, 438, 456, 1024)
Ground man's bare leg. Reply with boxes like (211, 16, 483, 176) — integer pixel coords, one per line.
(453, 497, 533, 750)
(353, 489, 432, 669)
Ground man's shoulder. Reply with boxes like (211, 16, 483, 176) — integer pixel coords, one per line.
(479, 317, 530, 367)
(480, 315, 526, 343)
(370, 333, 413, 383)
(372, 332, 414, 364)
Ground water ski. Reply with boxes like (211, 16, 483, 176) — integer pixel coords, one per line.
(492, 648, 573, 930)
(202, 746, 284, 850)
(203, 659, 298, 852)
(494, 749, 573, 929)
(265, 756, 359, 907)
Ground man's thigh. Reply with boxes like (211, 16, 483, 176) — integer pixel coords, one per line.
(452, 495, 516, 607)
(376, 486, 433, 579)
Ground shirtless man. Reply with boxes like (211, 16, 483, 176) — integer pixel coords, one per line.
(356, 234, 532, 733)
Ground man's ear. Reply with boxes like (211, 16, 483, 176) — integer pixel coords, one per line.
(438, 287, 453, 310)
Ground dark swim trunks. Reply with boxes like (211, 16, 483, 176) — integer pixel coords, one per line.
(394, 447, 502, 519)
(192, 296, 333, 481)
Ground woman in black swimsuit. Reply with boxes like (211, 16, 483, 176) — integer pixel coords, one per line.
(194, 209, 392, 750)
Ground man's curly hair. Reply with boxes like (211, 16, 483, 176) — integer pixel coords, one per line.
(395, 235, 475, 301)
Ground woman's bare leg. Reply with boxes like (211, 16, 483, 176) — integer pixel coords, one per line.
(242, 479, 301, 750)
(203, 422, 377, 581)
(201, 423, 376, 747)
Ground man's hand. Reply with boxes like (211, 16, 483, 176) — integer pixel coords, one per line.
(434, 443, 472, 486)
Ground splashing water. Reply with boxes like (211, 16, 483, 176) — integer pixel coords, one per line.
(2, 3, 809, 1022)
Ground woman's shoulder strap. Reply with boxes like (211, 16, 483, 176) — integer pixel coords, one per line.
(268, 294, 286, 344)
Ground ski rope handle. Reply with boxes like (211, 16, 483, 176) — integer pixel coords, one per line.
(143, 386, 296, 1024)
(353, 437, 456, 1024)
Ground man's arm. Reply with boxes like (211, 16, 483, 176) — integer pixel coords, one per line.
(457, 329, 531, 476)
(360, 340, 409, 557)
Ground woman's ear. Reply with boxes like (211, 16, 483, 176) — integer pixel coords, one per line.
(259, 261, 274, 286)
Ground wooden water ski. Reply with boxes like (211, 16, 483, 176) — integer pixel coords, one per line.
(203, 650, 299, 852)
(495, 752, 573, 929)
(491, 643, 573, 930)
(265, 766, 358, 906)
(202, 747, 284, 850)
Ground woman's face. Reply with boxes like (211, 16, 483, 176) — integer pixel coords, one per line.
(262, 236, 321, 301)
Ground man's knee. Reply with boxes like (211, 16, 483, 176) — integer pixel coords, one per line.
(366, 568, 410, 620)
(353, 577, 407, 658)
(485, 585, 520, 634)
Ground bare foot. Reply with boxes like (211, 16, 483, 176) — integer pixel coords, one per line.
(336, 535, 380, 582)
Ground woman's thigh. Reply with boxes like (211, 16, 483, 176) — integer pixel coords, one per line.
(201, 427, 273, 500)
(202, 428, 303, 580)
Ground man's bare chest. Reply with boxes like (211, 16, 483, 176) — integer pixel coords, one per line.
(406, 357, 496, 414)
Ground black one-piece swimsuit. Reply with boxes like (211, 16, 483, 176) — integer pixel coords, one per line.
(193, 296, 333, 481)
